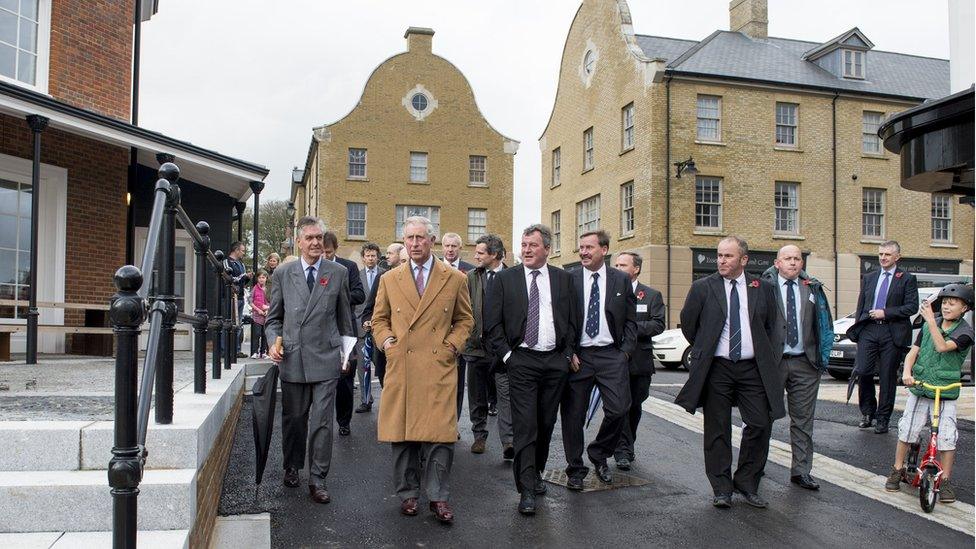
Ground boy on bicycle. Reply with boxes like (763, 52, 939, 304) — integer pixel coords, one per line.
(884, 283, 973, 502)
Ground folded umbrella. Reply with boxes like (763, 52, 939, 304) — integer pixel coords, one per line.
(586, 386, 602, 428)
(251, 362, 280, 486)
(360, 335, 373, 405)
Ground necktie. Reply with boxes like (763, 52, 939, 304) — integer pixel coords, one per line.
(585, 272, 600, 338)
(367, 269, 374, 290)
(729, 279, 741, 362)
(874, 272, 891, 310)
(524, 270, 540, 348)
(785, 279, 798, 348)
(306, 266, 315, 293)
(415, 265, 425, 296)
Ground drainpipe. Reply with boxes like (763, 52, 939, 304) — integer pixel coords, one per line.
(664, 71, 673, 328)
(831, 92, 839, 318)
(126, 3, 143, 265)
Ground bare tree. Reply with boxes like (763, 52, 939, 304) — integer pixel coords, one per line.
(236, 199, 292, 263)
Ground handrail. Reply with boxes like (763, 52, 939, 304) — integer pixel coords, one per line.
(136, 301, 164, 446)
(137, 178, 170, 301)
(174, 203, 234, 284)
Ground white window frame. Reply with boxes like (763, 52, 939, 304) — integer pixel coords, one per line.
(694, 176, 723, 231)
(862, 111, 883, 154)
(467, 208, 487, 244)
(773, 181, 800, 235)
(551, 147, 561, 188)
(395, 205, 441, 240)
(346, 202, 367, 240)
(551, 210, 561, 254)
(469, 155, 487, 187)
(861, 188, 886, 239)
(775, 103, 798, 147)
(583, 127, 594, 171)
(696, 95, 722, 142)
(0, 0, 51, 94)
(843, 49, 865, 79)
(575, 194, 601, 243)
(621, 103, 634, 151)
(409, 151, 428, 183)
(620, 181, 634, 236)
(931, 194, 952, 243)
(348, 148, 367, 179)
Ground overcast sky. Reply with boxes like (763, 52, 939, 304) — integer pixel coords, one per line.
(138, 0, 953, 246)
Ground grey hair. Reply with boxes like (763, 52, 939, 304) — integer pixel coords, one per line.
(522, 223, 553, 249)
(442, 232, 462, 245)
(403, 215, 435, 238)
(718, 235, 749, 256)
(296, 216, 326, 237)
(387, 242, 404, 253)
(880, 240, 901, 254)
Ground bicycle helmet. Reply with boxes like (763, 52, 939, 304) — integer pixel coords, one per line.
(931, 283, 974, 312)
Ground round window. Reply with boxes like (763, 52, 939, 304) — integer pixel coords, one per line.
(583, 50, 595, 75)
(411, 93, 429, 112)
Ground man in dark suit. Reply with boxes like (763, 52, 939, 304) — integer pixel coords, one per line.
(611, 251, 665, 471)
(561, 230, 637, 489)
(322, 232, 366, 436)
(847, 240, 918, 434)
(361, 243, 408, 388)
(355, 242, 386, 413)
(675, 236, 783, 509)
(485, 223, 580, 516)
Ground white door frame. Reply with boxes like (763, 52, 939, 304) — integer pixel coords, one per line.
(134, 227, 195, 351)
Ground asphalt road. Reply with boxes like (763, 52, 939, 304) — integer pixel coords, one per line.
(219, 368, 975, 548)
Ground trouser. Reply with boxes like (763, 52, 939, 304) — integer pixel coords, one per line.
(466, 357, 493, 441)
(782, 354, 820, 476)
(253, 323, 268, 355)
(281, 378, 338, 485)
(494, 371, 513, 446)
(456, 356, 467, 419)
(614, 373, 652, 462)
(857, 322, 903, 422)
(335, 348, 356, 428)
(391, 442, 454, 502)
(235, 298, 245, 354)
(487, 371, 498, 407)
(561, 345, 631, 479)
(702, 358, 772, 495)
(507, 348, 568, 493)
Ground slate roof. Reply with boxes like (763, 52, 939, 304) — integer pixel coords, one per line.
(635, 31, 949, 101)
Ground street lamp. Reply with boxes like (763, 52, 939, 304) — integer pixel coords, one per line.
(674, 157, 698, 179)
(285, 202, 296, 255)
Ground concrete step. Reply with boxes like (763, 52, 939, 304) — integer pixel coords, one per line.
(0, 468, 196, 533)
(212, 514, 270, 549)
(244, 360, 273, 377)
(0, 530, 189, 548)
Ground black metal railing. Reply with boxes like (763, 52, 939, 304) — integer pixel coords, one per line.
(108, 162, 244, 549)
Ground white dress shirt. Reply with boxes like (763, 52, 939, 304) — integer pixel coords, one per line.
(632, 280, 638, 294)
(580, 263, 614, 347)
(715, 272, 755, 360)
(504, 265, 556, 362)
(778, 274, 805, 355)
(300, 256, 323, 284)
(872, 265, 897, 309)
(411, 255, 435, 291)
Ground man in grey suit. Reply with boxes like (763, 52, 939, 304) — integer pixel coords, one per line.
(355, 242, 386, 413)
(266, 216, 355, 505)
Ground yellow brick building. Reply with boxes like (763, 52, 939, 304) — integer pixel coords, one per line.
(540, 0, 974, 326)
(294, 27, 518, 263)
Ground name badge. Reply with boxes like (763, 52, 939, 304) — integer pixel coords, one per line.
(636, 304, 648, 313)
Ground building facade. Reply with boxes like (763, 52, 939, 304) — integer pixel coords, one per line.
(296, 27, 518, 262)
(540, 0, 974, 326)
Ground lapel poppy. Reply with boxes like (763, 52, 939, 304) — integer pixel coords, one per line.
(802, 279, 811, 286)
(636, 290, 646, 300)
(319, 276, 330, 287)
(749, 279, 760, 288)
(895, 271, 904, 279)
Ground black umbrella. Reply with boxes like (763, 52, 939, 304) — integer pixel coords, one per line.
(251, 363, 280, 485)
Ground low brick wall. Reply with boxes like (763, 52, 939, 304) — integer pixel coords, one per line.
(189, 386, 244, 549)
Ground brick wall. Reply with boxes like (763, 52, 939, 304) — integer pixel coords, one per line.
(189, 387, 244, 549)
(48, 0, 134, 121)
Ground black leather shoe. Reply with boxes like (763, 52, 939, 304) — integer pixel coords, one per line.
(858, 415, 874, 429)
(874, 419, 889, 434)
(734, 489, 769, 508)
(502, 444, 515, 460)
(595, 463, 613, 484)
(354, 403, 371, 413)
(534, 478, 547, 495)
(791, 474, 820, 490)
(309, 484, 331, 504)
(567, 476, 585, 491)
(283, 468, 300, 488)
(518, 492, 536, 515)
(338, 426, 351, 436)
(616, 457, 631, 471)
(712, 494, 732, 508)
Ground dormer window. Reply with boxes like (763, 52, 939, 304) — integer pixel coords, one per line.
(843, 49, 864, 79)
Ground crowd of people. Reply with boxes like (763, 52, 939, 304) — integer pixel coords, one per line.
(256, 215, 972, 523)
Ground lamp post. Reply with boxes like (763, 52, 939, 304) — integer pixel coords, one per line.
(285, 202, 296, 255)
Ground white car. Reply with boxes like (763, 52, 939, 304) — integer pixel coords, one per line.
(652, 328, 691, 370)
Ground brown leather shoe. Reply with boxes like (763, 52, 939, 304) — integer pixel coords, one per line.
(309, 485, 331, 504)
(429, 501, 454, 524)
(471, 439, 486, 454)
(400, 497, 419, 516)
(283, 468, 299, 488)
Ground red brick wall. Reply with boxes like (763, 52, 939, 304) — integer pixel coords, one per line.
(190, 388, 244, 549)
(0, 113, 128, 326)
(48, 0, 134, 121)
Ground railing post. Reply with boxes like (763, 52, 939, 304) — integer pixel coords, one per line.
(211, 250, 225, 379)
(108, 265, 145, 549)
(155, 163, 180, 425)
(193, 221, 210, 394)
(222, 272, 234, 369)
(249, 180, 264, 357)
(25, 114, 48, 364)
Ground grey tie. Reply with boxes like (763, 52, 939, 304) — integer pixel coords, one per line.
(524, 270, 541, 348)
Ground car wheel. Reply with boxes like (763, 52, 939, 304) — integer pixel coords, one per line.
(681, 348, 693, 371)
(827, 368, 850, 381)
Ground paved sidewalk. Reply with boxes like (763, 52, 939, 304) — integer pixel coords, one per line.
(819, 384, 975, 420)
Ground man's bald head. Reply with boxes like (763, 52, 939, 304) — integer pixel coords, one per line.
(774, 245, 803, 280)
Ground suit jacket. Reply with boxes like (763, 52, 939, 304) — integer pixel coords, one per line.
(264, 259, 355, 384)
(847, 267, 918, 348)
(631, 282, 666, 375)
(331, 256, 365, 341)
(573, 266, 639, 356)
(463, 264, 507, 359)
(371, 259, 473, 442)
(485, 264, 580, 364)
(443, 257, 475, 273)
(674, 272, 785, 419)
(356, 265, 386, 336)
(764, 274, 819, 369)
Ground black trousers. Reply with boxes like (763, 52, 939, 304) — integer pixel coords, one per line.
(487, 372, 498, 407)
(466, 357, 493, 441)
(456, 356, 467, 419)
(856, 322, 903, 422)
(561, 345, 631, 478)
(335, 348, 357, 428)
(615, 373, 652, 462)
(702, 358, 771, 495)
(508, 348, 568, 493)
(374, 348, 386, 388)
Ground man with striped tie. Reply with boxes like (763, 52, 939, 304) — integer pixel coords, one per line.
(674, 236, 783, 509)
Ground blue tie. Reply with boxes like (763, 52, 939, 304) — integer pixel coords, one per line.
(585, 272, 600, 338)
(367, 270, 375, 290)
(786, 279, 798, 348)
(729, 279, 741, 361)
(874, 272, 891, 310)
(306, 266, 315, 293)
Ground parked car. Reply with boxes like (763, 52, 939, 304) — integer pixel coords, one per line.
(653, 328, 691, 370)
(827, 281, 974, 381)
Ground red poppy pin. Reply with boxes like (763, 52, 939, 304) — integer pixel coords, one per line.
(319, 276, 330, 287)
(895, 271, 904, 279)
(636, 290, 646, 300)
(749, 280, 760, 288)
(802, 279, 811, 286)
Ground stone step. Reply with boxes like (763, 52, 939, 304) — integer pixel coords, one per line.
(0, 529, 189, 548)
(244, 360, 273, 377)
(212, 513, 271, 549)
(0, 468, 196, 533)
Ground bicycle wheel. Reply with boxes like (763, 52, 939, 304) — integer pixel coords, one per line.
(919, 467, 938, 513)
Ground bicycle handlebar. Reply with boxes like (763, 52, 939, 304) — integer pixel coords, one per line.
(914, 382, 963, 391)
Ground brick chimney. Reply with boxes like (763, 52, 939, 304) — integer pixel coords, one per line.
(729, 0, 768, 39)
(405, 27, 434, 53)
